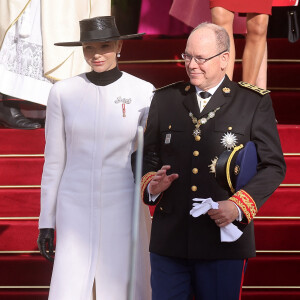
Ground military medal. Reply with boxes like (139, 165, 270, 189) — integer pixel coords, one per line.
(209, 156, 218, 175)
(189, 107, 220, 141)
(220, 132, 238, 149)
(114, 96, 132, 117)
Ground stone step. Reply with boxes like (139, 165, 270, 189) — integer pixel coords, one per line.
(244, 253, 300, 286)
(0, 254, 52, 286)
(0, 154, 297, 186)
(0, 157, 44, 185)
(0, 219, 298, 251)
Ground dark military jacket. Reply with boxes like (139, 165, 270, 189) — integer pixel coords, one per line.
(141, 75, 286, 260)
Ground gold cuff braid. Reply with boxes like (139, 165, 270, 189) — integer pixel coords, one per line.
(141, 172, 156, 203)
(229, 189, 257, 223)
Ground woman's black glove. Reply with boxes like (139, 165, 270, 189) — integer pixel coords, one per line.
(37, 228, 55, 262)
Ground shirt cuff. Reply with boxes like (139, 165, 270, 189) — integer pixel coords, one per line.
(233, 203, 243, 221)
(147, 185, 161, 202)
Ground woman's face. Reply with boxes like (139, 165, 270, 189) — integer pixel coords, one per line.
(83, 40, 123, 73)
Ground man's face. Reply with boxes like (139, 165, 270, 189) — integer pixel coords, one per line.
(184, 28, 229, 90)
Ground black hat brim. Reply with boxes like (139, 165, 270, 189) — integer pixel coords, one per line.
(54, 33, 145, 47)
(215, 142, 258, 194)
(215, 149, 232, 192)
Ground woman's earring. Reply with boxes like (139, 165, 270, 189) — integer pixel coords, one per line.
(117, 53, 121, 58)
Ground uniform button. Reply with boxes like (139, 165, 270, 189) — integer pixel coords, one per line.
(228, 126, 232, 131)
(191, 185, 197, 192)
(193, 151, 199, 156)
(195, 136, 201, 141)
(159, 207, 163, 211)
(192, 168, 198, 174)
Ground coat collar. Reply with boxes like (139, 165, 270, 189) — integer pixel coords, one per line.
(182, 84, 201, 119)
(182, 76, 234, 119)
(199, 75, 233, 118)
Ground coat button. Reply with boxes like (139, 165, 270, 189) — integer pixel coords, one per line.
(159, 207, 163, 211)
(193, 151, 199, 156)
(191, 185, 197, 192)
(192, 168, 198, 174)
(228, 126, 232, 131)
(195, 136, 201, 141)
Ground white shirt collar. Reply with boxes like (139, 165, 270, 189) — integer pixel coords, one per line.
(195, 76, 225, 97)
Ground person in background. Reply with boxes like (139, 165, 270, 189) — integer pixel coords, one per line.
(37, 16, 153, 300)
(139, 22, 285, 299)
(210, 0, 271, 88)
(0, 0, 110, 129)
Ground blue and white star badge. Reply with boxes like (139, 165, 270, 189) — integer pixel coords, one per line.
(221, 132, 238, 149)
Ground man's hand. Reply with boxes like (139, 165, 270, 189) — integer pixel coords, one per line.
(207, 200, 239, 227)
(37, 228, 55, 262)
(148, 165, 179, 195)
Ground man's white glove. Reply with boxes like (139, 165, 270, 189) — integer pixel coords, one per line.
(190, 197, 243, 242)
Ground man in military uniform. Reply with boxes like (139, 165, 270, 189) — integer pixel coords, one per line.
(140, 23, 286, 299)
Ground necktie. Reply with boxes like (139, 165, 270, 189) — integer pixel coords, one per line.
(200, 91, 211, 99)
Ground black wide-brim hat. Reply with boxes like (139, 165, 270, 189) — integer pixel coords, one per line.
(215, 142, 258, 194)
(55, 16, 145, 47)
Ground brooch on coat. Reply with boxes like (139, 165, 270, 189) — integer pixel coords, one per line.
(208, 131, 238, 175)
(115, 96, 132, 117)
(220, 132, 238, 149)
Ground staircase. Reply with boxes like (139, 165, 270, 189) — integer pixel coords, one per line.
(0, 37, 299, 299)
(242, 125, 300, 299)
(0, 129, 49, 299)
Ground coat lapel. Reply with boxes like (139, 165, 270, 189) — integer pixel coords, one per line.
(182, 85, 201, 119)
(199, 75, 233, 118)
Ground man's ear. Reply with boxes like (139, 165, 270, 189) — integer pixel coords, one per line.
(221, 51, 230, 70)
(222, 51, 230, 61)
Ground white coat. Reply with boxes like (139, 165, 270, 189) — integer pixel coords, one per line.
(39, 72, 154, 300)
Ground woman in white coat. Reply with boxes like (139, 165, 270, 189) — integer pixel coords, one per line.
(37, 16, 154, 300)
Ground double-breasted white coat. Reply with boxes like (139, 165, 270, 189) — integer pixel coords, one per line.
(39, 71, 154, 300)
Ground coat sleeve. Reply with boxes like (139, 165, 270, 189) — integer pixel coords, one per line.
(138, 83, 155, 130)
(131, 84, 156, 175)
(140, 93, 163, 205)
(39, 84, 66, 229)
(229, 94, 286, 223)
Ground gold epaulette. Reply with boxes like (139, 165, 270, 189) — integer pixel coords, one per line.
(154, 81, 183, 92)
(238, 81, 270, 96)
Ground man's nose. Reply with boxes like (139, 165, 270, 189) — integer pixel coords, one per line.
(189, 57, 199, 69)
